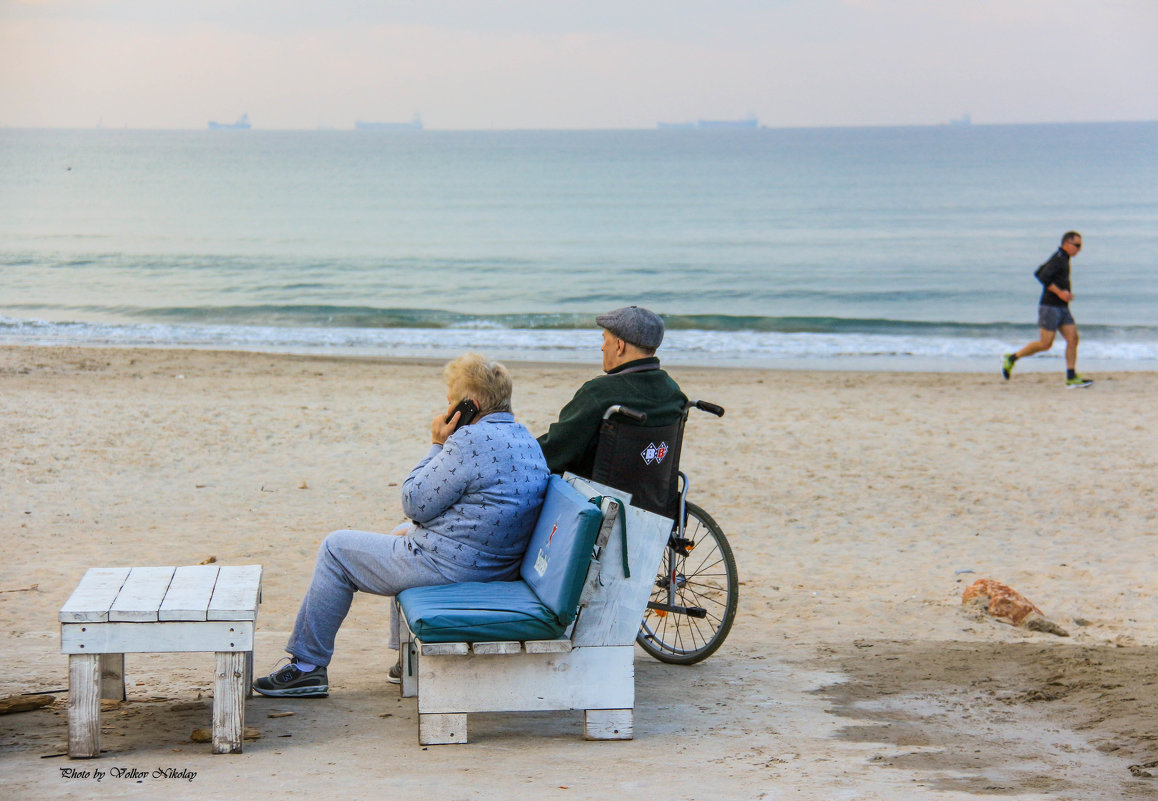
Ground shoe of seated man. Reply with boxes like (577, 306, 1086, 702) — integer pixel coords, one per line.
(1065, 375, 1094, 389)
(386, 663, 402, 685)
(253, 658, 329, 698)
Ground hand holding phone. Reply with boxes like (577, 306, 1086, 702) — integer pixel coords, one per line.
(446, 398, 479, 431)
(432, 398, 479, 445)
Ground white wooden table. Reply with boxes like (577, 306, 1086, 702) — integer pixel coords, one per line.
(59, 565, 262, 758)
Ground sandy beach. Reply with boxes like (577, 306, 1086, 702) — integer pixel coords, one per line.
(1, 344, 1155, 800)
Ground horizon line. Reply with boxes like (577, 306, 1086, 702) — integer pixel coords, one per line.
(2, 118, 1156, 134)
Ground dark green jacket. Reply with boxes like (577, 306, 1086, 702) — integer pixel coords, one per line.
(537, 357, 688, 477)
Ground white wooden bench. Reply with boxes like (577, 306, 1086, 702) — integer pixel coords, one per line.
(59, 564, 262, 758)
(397, 476, 671, 744)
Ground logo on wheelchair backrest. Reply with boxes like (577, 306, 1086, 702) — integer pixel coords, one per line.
(641, 441, 668, 466)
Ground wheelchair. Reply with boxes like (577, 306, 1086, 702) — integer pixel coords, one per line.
(590, 399, 737, 665)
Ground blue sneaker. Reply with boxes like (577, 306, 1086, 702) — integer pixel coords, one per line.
(253, 658, 328, 698)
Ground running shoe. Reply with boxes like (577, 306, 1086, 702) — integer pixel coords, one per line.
(1065, 375, 1094, 389)
(253, 658, 329, 697)
(1001, 353, 1016, 380)
(386, 663, 402, 685)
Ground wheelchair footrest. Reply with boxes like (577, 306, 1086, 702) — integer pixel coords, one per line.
(646, 601, 708, 619)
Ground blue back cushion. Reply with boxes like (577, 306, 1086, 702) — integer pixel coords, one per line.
(519, 475, 603, 626)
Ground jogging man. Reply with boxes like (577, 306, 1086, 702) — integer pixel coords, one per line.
(1002, 231, 1093, 388)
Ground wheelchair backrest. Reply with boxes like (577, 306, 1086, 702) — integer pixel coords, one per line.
(590, 415, 684, 519)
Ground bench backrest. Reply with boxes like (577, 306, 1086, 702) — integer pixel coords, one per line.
(519, 474, 603, 626)
(565, 475, 674, 647)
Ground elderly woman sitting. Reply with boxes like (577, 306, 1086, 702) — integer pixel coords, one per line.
(254, 353, 549, 697)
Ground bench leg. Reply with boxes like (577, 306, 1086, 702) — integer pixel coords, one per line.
(99, 653, 125, 701)
(419, 712, 467, 745)
(584, 709, 633, 740)
(213, 651, 247, 754)
(400, 641, 417, 699)
(68, 654, 101, 758)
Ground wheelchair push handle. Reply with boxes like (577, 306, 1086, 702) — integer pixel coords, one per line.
(603, 404, 647, 423)
(690, 400, 725, 417)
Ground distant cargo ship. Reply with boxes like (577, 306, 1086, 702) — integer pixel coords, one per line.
(355, 114, 423, 132)
(208, 114, 251, 130)
(658, 117, 759, 130)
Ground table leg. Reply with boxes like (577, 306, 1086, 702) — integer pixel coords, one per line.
(244, 651, 254, 698)
(68, 654, 101, 758)
(213, 651, 246, 754)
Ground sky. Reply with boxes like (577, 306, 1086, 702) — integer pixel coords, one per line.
(2, 0, 1156, 130)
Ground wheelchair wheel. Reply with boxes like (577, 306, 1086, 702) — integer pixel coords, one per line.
(636, 501, 738, 665)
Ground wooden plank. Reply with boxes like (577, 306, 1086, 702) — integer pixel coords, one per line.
(565, 473, 631, 508)
(570, 486, 672, 648)
(584, 709, 633, 740)
(524, 639, 573, 654)
(0, 695, 54, 714)
(419, 642, 469, 656)
(207, 565, 262, 621)
(212, 651, 247, 754)
(108, 566, 175, 622)
(159, 565, 219, 622)
(62, 621, 254, 654)
(593, 499, 621, 550)
(416, 645, 634, 714)
(419, 713, 468, 745)
(577, 555, 604, 611)
(400, 648, 418, 698)
(470, 641, 522, 655)
(59, 567, 131, 623)
(399, 624, 418, 699)
(68, 654, 101, 758)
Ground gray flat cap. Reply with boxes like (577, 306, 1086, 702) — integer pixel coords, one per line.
(596, 305, 665, 350)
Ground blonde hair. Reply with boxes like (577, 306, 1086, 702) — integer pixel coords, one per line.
(444, 352, 513, 416)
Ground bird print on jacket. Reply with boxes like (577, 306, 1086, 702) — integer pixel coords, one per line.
(401, 412, 549, 579)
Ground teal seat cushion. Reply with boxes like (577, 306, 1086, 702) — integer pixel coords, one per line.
(397, 477, 604, 644)
(398, 581, 564, 643)
(519, 475, 603, 626)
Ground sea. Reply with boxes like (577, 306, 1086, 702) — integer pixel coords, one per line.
(2, 122, 1156, 371)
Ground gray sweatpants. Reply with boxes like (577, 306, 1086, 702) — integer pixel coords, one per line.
(285, 529, 483, 667)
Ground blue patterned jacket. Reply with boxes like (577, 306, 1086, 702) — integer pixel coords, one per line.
(402, 412, 549, 580)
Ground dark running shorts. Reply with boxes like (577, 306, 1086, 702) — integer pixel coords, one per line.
(1038, 305, 1075, 331)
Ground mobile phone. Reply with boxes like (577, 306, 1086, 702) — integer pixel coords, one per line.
(446, 398, 479, 431)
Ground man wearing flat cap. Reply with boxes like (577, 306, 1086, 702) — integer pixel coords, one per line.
(537, 305, 687, 478)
